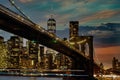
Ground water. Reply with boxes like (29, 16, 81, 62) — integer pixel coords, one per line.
(0, 76, 63, 80)
(1, 75, 120, 80)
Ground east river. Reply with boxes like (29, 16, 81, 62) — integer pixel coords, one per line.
(0, 76, 63, 80)
(0, 76, 120, 80)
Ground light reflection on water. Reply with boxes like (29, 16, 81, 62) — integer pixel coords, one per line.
(0, 76, 63, 80)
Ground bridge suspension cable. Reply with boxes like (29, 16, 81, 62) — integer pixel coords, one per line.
(93, 47, 100, 65)
(8, 0, 34, 24)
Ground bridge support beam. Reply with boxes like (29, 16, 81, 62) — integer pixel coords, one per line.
(88, 36, 94, 79)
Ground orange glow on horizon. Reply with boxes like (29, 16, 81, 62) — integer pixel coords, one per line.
(94, 46, 120, 69)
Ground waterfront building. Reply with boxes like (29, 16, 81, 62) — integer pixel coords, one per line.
(19, 47, 30, 69)
(28, 40, 39, 69)
(38, 46, 45, 69)
(7, 36, 22, 69)
(54, 53, 72, 70)
(54, 53, 62, 69)
(44, 53, 53, 69)
(0, 36, 8, 68)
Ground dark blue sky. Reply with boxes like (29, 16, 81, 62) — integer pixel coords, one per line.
(0, 0, 120, 30)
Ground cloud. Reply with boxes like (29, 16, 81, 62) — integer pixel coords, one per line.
(79, 10, 120, 25)
(19, 0, 33, 3)
(116, 27, 120, 31)
(83, 0, 96, 3)
(88, 30, 114, 38)
(106, 0, 120, 4)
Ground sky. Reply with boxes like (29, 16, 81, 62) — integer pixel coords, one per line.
(0, 0, 120, 69)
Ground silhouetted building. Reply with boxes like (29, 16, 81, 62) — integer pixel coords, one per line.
(112, 57, 120, 70)
(40, 46, 44, 61)
(99, 63, 104, 74)
(38, 46, 45, 68)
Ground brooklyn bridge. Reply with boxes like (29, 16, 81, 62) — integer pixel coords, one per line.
(0, 4, 111, 80)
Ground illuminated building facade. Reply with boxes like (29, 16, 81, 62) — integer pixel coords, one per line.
(44, 53, 53, 69)
(28, 41, 39, 69)
(7, 36, 22, 69)
(19, 47, 30, 69)
(54, 53, 72, 69)
(0, 36, 8, 68)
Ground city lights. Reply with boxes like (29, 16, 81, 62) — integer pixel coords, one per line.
(0, 2, 120, 80)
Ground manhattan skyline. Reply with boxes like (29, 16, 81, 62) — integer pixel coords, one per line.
(0, 0, 120, 69)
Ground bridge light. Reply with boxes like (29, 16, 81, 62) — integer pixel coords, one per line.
(32, 40, 37, 43)
(51, 39, 57, 43)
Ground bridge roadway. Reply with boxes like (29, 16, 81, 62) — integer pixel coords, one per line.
(0, 4, 100, 79)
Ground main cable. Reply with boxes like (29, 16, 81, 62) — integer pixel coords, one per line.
(8, 0, 35, 24)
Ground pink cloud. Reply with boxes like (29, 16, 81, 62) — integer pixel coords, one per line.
(19, 0, 33, 3)
(79, 10, 120, 24)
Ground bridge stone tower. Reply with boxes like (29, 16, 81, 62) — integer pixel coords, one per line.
(69, 21, 94, 79)
(69, 21, 79, 49)
(47, 15, 56, 33)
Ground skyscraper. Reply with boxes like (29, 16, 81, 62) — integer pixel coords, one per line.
(44, 53, 53, 69)
(47, 15, 56, 69)
(7, 36, 22, 68)
(69, 21, 79, 39)
(47, 15, 56, 33)
(28, 40, 39, 69)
